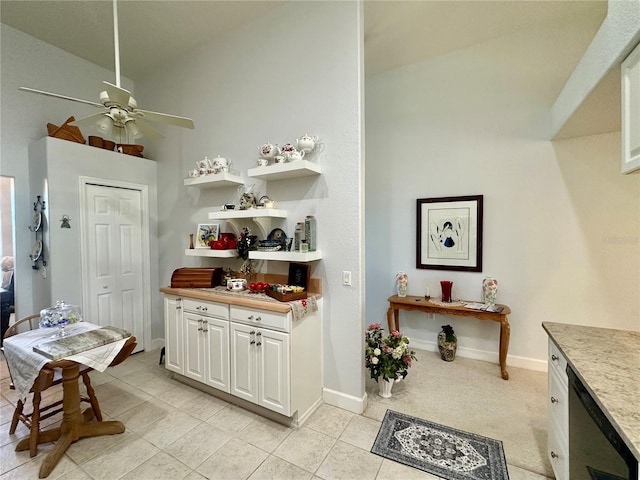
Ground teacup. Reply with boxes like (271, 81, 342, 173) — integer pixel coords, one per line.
(257, 158, 269, 167)
(188, 169, 199, 177)
(274, 155, 285, 164)
(227, 278, 247, 291)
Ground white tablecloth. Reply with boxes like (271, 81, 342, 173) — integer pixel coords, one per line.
(3, 322, 128, 401)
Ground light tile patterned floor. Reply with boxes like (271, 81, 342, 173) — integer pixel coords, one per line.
(1, 348, 553, 479)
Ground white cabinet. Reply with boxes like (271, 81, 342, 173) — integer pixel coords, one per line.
(547, 339, 569, 480)
(164, 295, 184, 375)
(182, 298, 230, 393)
(162, 292, 322, 424)
(230, 306, 291, 416)
(622, 42, 640, 174)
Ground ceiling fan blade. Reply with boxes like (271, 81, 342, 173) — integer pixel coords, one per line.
(19, 87, 103, 107)
(133, 118, 165, 140)
(135, 109, 195, 129)
(102, 81, 131, 107)
(68, 113, 109, 128)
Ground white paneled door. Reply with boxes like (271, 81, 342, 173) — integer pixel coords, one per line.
(84, 183, 144, 351)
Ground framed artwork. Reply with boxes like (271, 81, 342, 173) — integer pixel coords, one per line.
(416, 195, 483, 272)
(195, 224, 220, 248)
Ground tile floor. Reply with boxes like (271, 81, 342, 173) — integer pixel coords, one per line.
(1, 348, 554, 479)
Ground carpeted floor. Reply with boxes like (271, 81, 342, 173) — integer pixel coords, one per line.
(372, 410, 509, 480)
(363, 348, 552, 478)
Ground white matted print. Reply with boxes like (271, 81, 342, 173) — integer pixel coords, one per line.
(417, 196, 483, 272)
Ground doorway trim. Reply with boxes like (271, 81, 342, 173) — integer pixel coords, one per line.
(78, 176, 151, 351)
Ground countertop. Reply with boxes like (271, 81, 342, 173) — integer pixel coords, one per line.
(160, 286, 319, 314)
(542, 322, 640, 462)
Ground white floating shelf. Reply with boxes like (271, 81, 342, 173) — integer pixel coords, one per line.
(247, 160, 321, 181)
(185, 249, 237, 258)
(184, 172, 244, 188)
(209, 208, 287, 220)
(249, 250, 322, 262)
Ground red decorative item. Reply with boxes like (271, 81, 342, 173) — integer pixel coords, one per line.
(440, 281, 453, 303)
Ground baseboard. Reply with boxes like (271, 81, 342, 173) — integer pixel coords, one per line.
(323, 387, 367, 414)
(410, 339, 548, 373)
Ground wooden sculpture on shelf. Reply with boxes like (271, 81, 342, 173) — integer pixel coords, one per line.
(46, 116, 85, 144)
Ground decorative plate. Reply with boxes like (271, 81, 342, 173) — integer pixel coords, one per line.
(32, 211, 42, 232)
(267, 228, 287, 244)
(31, 240, 42, 260)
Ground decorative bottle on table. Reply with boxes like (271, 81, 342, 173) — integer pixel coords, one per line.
(396, 272, 408, 297)
(482, 277, 498, 306)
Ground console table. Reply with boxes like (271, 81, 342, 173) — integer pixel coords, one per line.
(386, 295, 511, 380)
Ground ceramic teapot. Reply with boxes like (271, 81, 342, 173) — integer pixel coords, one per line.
(213, 154, 230, 172)
(287, 150, 305, 162)
(296, 134, 318, 153)
(280, 143, 296, 154)
(197, 156, 213, 174)
(227, 278, 247, 291)
(258, 142, 280, 160)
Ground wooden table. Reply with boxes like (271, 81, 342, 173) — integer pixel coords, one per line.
(3, 325, 135, 478)
(386, 295, 511, 380)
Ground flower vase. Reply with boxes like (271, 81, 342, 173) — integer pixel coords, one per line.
(396, 272, 408, 297)
(483, 277, 498, 306)
(437, 330, 457, 361)
(378, 378, 394, 398)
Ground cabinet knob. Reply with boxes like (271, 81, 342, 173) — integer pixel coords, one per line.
(550, 396, 558, 404)
(198, 327, 203, 332)
(256, 332, 262, 337)
(256, 316, 262, 321)
(197, 306, 202, 310)
(248, 315, 254, 320)
(203, 307, 207, 312)
(257, 342, 262, 346)
(550, 451, 558, 459)
(250, 340, 255, 345)
(250, 330, 256, 335)
(551, 354, 559, 362)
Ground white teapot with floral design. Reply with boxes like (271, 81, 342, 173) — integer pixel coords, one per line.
(258, 142, 280, 160)
(296, 134, 318, 153)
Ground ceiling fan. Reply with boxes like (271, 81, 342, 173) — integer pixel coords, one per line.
(19, 0, 194, 142)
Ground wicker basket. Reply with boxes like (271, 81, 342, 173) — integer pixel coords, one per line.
(47, 117, 85, 144)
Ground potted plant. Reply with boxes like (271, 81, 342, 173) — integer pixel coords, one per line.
(365, 323, 417, 398)
(438, 324, 457, 361)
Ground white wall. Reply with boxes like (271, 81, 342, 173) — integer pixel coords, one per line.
(0, 24, 133, 320)
(135, 2, 366, 408)
(365, 29, 640, 371)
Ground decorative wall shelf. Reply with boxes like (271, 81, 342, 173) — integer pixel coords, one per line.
(247, 160, 321, 181)
(249, 250, 322, 262)
(184, 172, 244, 188)
(208, 209, 287, 221)
(185, 249, 237, 258)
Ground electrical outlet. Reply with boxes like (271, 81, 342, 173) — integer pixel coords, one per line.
(342, 270, 352, 286)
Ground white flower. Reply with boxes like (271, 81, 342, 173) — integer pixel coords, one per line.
(371, 357, 379, 365)
(373, 348, 381, 356)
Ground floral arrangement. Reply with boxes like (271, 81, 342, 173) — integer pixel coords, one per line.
(365, 323, 417, 382)
(441, 324, 456, 342)
(236, 226, 257, 276)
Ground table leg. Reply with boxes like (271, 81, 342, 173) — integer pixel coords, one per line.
(386, 307, 394, 333)
(14, 363, 126, 478)
(499, 316, 511, 380)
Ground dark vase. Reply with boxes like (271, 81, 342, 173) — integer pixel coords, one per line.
(437, 330, 457, 361)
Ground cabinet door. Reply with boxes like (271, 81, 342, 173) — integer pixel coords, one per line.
(204, 317, 230, 393)
(258, 329, 291, 416)
(164, 296, 183, 374)
(184, 312, 206, 383)
(230, 322, 258, 404)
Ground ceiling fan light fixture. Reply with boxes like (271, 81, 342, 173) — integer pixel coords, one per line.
(124, 120, 142, 141)
(95, 115, 114, 137)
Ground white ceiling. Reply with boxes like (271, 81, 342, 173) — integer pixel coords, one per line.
(1, 0, 615, 136)
(1, 0, 607, 79)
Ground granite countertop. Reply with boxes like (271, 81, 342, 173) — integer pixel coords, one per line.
(542, 321, 640, 462)
(160, 286, 320, 315)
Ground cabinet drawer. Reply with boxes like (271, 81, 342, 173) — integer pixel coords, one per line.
(230, 305, 290, 333)
(183, 298, 228, 318)
(548, 365, 568, 437)
(548, 339, 567, 380)
(547, 421, 569, 480)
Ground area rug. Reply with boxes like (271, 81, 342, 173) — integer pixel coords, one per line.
(371, 410, 509, 480)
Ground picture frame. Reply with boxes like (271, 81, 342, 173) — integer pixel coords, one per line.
(195, 224, 220, 248)
(416, 195, 483, 272)
(288, 262, 311, 290)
